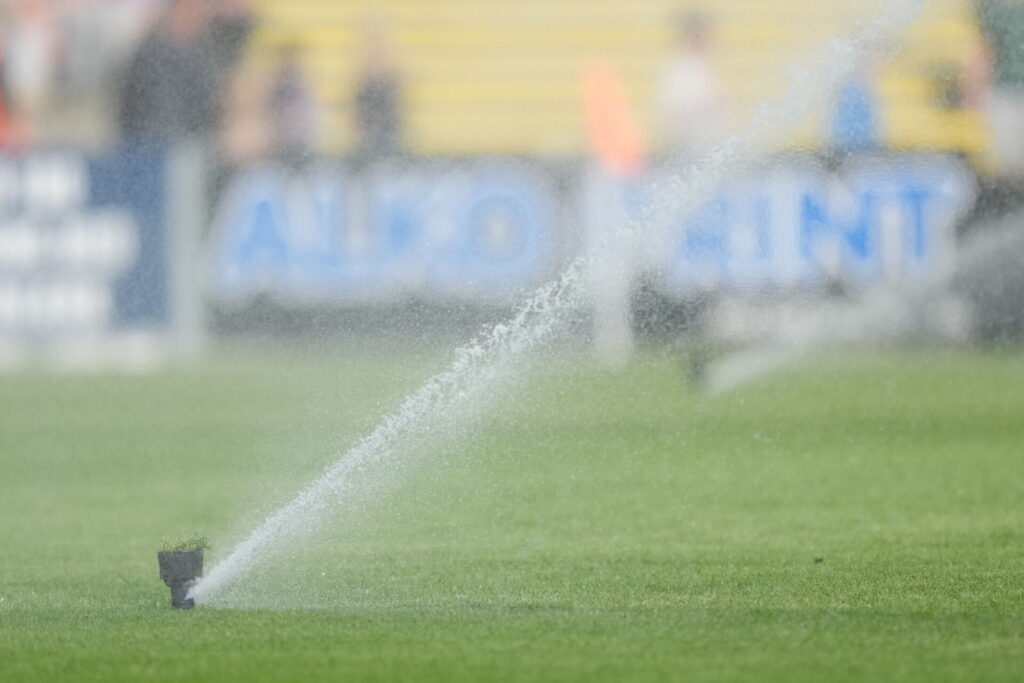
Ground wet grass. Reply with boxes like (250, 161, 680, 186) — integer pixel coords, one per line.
(1, 347, 1022, 681)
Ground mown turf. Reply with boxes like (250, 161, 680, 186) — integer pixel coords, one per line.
(1, 348, 1022, 682)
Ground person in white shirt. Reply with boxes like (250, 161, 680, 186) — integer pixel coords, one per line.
(656, 11, 724, 158)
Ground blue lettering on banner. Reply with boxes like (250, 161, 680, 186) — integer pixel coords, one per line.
(210, 163, 558, 302)
(210, 155, 975, 305)
(658, 156, 975, 293)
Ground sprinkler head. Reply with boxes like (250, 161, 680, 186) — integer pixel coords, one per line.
(157, 549, 204, 609)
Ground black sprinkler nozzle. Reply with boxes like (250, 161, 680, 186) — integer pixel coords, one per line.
(157, 550, 203, 609)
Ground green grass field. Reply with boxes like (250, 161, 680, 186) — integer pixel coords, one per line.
(1, 348, 1022, 681)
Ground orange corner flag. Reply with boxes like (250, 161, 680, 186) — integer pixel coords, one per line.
(582, 59, 646, 178)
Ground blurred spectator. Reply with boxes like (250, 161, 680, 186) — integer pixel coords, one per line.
(118, 0, 254, 145)
(828, 69, 882, 155)
(974, 0, 1024, 181)
(268, 42, 319, 165)
(58, 1, 109, 101)
(656, 11, 723, 157)
(353, 15, 404, 161)
(118, 0, 214, 143)
(221, 59, 271, 166)
(1, 0, 58, 144)
(204, 0, 257, 96)
(46, 0, 157, 147)
(0, 40, 26, 149)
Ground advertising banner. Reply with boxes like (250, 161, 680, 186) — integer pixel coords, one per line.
(0, 150, 169, 342)
(653, 154, 976, 293)
(209, 161, 561, 304)
(207, 154, 977, 309)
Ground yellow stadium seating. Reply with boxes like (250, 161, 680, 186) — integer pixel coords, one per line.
(250, 0, 989, 164)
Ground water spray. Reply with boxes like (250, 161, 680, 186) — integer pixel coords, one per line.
(188, 262, 587, 604)
(189, 0, 926, 606)
(701, 217, 1024, 396)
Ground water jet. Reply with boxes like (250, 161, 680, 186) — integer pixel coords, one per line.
(190, 0, 928, 607)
